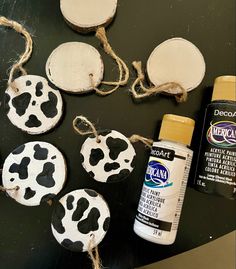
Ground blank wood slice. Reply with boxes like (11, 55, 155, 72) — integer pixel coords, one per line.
(5, 75, 63, 135)
(2, 141, 67, 206)
(51, 189, 110, 252)
(60, 0, 117, 33)
(46, 42, 104, 93)
(147, 38, 206, 94)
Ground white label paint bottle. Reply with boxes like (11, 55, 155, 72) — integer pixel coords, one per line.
(133, 114, 195, 245)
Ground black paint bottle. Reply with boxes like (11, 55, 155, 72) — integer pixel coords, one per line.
(195, 76, 236, 199)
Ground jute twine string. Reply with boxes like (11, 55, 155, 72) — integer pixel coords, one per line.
(73, 116, 101, 143)
(131, 61, 188, 103)
(129, 134, 153, 149)
(0, 185, 19, 192)
(0, 16, 33, 92)
(93, 27, 129, 95)
(88, 234, 102, 269)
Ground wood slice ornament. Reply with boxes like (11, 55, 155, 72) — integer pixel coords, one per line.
(131, 37, 206, 102)
(73, 116, 136, 183)
(51, 189, 110, 252)
(46, 42, 104, 94)
(2, 141, 67, 206)
(5, 75, 63, 134)
(0, 17, 63, 134)
(60, 0, 117, 33)
(57, 0, 129, 95)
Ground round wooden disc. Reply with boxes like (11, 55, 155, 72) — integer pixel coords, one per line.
(5, 75, 63, 135)
(60, 0, 117, 33)
(46, 42, 104, 93)
(51, 189, 110, 252)
(147, 37, 206, 94)
(80, 130, 136, 183)
(2, 141, 67, 206)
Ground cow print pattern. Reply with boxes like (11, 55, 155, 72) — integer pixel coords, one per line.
(5, 75, 63, 135)
(2, 141, 67, 206)
(80, 130, 136, 183)
(51, 189, 110, 252)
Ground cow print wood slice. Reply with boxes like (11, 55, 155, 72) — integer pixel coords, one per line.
(46, 42, 104, 93)
(2, 141, 67, 206)
(51, 189, 110, 252)
(80, 130, 136, 183)
(60, 0, 117, 33)
(5, 75, 63, 135)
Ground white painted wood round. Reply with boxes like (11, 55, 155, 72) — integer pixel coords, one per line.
(46, 42, 104, 93)
(147, 38, 206, 94)
(5, 75, 63, 135)
(60, 0, 117, 32)
(2, 141, 67, 206)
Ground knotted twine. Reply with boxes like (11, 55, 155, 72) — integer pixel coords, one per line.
(130, 61, 188, 103)
(0, 16, 33, 92)
(88, 27, 129, 96)
(73, 116, 153, 148)
(0, 185, 19, 192)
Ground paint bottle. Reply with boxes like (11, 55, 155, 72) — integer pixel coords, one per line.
(195, 76, 236, 199)
(134, 114, 195, 245)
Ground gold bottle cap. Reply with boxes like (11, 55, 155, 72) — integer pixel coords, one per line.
(159, 114, 195, 146)
(212, 76, 236, 101)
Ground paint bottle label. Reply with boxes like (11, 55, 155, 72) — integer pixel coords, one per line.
(134, 143, 193, 242)
(195, 101, 236, 199)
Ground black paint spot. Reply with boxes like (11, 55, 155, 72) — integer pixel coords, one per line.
(32, 101, 36, 106)
(51, 155, 56, 160)
(35, 81, 43, 97)
(125, 159, 129, 163)
(107, 169, 130, 183)
(89, 148, 104, 166)
(131, 156, 136, 168)
(40, 193, 56, 204)
(36, 162, 55, 188)
(26, 80, 32, 86)
(103, 217, 110, 232)
(24, 187, 36, 200)
(85, 189, 98, 197)
(80, 153, 84, 163)
(9, 157, 30, 179)
(25, 115, 42, 128)
(106, 137, 128, 160)
(61, 239, 84, 252)
(72, 197, 89, 221)
(12, 93, 31, 116)
(66, 195, 74, 210)
(12, 144, 25, 155)
(99, 130, 112, 137)
(104, 162, 120, 172)
(41, 92, 58, 118)
(77, 207, 100, 234)
(10, 178, 15, 182)
(5, 93, 11, 114)
(52, 202, 66, 234)
(33, 144, 48, 160)
(88, 171, 95, 178)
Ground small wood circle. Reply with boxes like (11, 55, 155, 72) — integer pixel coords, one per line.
(2, 141, 67, 206)
(60, 0, 117, 33)
(51, 189, 110, 252)
(80, 130, 136, 183)
(147, 37, 206, 94)
(46, 42, 104, 93)
(5, 75, 63, 135)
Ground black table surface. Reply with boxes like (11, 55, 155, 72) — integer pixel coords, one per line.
(0, 1, 235, 269)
